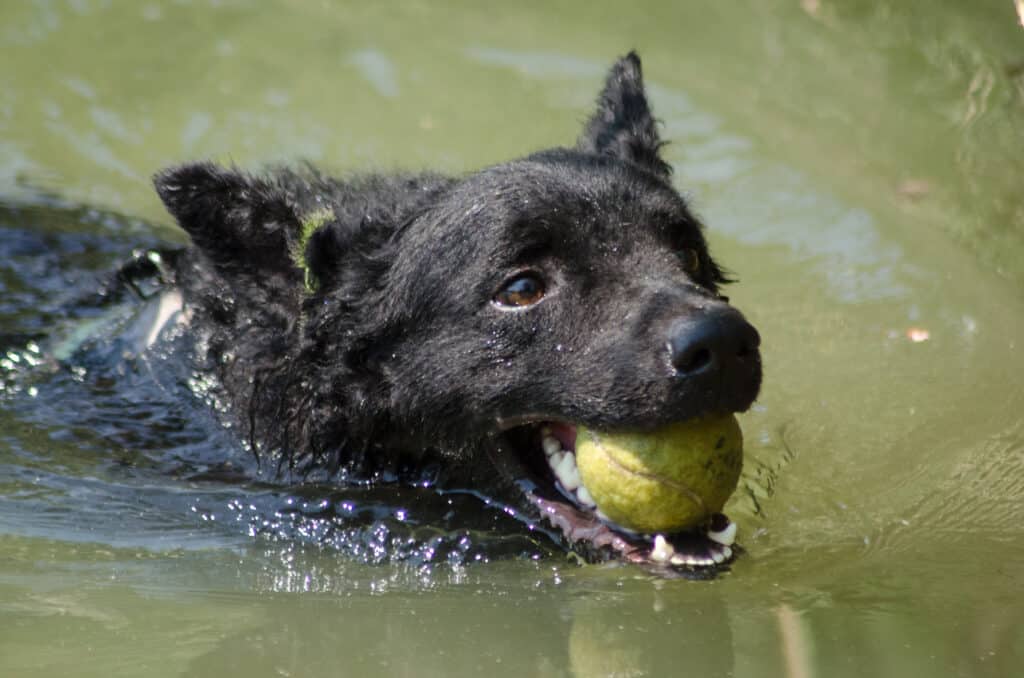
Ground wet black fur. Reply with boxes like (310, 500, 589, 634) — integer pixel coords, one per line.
(155, 53, 762, 535)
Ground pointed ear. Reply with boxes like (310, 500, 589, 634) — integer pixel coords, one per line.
(154, 162, 302, 277)
(577, 52, 671, 178)
(302, 214, 394, 295)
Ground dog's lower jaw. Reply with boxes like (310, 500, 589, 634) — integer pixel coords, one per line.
(526, 494, 737, 574)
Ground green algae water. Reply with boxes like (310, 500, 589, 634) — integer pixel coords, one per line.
(2, 2, 1023, 676)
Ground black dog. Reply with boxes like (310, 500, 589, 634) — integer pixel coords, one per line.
(153, 52, 761, 571)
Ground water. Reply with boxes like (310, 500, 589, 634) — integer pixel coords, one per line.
(2, 1, 1024, 676)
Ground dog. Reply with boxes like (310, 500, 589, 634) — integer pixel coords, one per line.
(152, 52, 762, 572)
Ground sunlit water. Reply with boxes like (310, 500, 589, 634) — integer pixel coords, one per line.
(2, 2, 1023, 677)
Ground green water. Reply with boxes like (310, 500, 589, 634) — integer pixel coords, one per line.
(2, 1, 1024, 676)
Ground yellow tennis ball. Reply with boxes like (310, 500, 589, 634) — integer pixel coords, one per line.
(575, 415, 743, 533)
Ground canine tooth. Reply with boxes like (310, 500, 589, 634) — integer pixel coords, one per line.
(708, 520, 737, 546)
(722, 546, 733, 560)
(542, 436, 562, 457)
(554, 452, 581, 491)
(576, 486, 596, 507)
(711, 549, 726, 564)
(547, 450, 564, 471)
(650, 535, 674, 563)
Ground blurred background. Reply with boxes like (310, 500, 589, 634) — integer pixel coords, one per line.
(1, 2, 1023, 677)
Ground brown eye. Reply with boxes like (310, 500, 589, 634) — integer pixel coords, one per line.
(678, 248, 701, 275)
(494, 273, 545, 308)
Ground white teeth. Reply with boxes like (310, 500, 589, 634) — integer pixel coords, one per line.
(541, 433, 596, 507)
(575, 486, 596, 507)
(650, 535, 675, 563)
(666, 545, 732, 568)
(549, 450, 565, 470)
(670, 552, 714, 567)
(542, 433, 583, 493)
(554, 452, 581, 491)
(707, 520, 737, 546)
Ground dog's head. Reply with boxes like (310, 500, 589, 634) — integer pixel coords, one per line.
(156, 53, 761, 574)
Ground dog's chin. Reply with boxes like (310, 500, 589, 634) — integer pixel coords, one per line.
(489, 419, 740, 578)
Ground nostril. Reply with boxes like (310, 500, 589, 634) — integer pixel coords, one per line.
(668, 309, 760, 377)
(669, 323, 723, 376)
(674, 345, 712, 375)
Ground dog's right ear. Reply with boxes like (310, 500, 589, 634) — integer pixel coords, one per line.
(154, 162, 301, 278)
(577, 52, 671, 178)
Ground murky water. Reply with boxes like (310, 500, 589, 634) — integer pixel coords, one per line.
(2, 1, 1023, 676)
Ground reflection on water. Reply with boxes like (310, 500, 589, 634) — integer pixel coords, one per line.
(350, 49, 402, 99)
(708, 168, 910, 303)
(2, 1, 1024, 677)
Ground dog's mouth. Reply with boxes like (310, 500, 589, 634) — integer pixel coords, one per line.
(491, 420, 738, 575)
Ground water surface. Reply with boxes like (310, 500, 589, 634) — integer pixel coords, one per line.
(2, 1, 1023, 676)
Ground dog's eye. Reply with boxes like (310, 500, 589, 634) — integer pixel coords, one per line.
(677, 248, 701, 275)
(494, 273, 545, 308)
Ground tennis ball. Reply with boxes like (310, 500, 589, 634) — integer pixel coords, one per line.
(575, 415, 743, 533)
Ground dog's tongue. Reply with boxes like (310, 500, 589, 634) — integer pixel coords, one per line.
(549, 423, 577, 452)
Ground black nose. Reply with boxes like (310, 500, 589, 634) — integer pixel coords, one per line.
(668, 307, 761, 376)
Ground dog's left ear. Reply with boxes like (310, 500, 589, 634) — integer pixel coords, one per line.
(577, 51, 671, 178)
(154, 162, 304, 282)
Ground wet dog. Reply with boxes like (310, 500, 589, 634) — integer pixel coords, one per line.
(153, 52, 761, 572)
